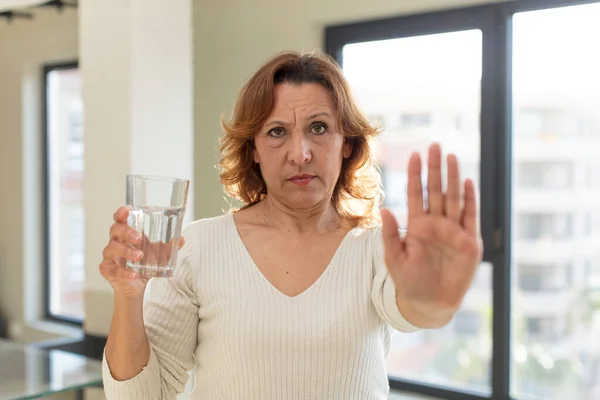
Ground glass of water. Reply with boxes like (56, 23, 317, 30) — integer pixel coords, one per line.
(125, 175, 189, 278)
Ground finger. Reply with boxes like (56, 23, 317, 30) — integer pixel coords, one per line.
(179, 236, 186, 249)
(427, 143, 444, 215)
(113, 206, 130, 223)
(116, 256, 126, 268)
(407, 152, 425, 219)
(99, 260, 137, 281)
(381, 208, 404, 262)
(460, 179, 479, 236)
(445, 154, 461, 221)
(110, 222, 142, 243)
(100, 260, 131, 280)
(99, 260, 118, 280)
(102, 240, 143, 263)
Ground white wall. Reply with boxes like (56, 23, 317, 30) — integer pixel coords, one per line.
(192, 0, 507, 217)
(0, 0, 46, 12)
(0, 8, 79, 342)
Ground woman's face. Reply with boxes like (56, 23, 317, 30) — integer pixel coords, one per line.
(253, 83, 352, 211)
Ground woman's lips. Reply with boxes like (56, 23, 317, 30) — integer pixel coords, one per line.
(288, 175, 315, 186)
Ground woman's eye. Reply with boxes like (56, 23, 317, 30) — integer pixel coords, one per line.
(311, 122, 328, 135)
(267, 127, 286, 138)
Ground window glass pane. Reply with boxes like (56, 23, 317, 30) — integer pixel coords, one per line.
(46, 67, 85, 321)
(512, 3, 600, 398)
(343, 29, 490, 394)
(517, 162, 574, 189)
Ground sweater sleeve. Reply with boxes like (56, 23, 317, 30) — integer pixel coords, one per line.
(102, 224, 200, 399)
(370, 225, 421, 333)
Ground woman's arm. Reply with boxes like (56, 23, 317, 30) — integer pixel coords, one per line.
(105, 293, 151, 380)
(370, 226, 422, 333)
(103, 226, 200, 399)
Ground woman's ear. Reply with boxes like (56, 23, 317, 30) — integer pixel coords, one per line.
(252, 142, 260, 164)
(342, 138, 352, 159)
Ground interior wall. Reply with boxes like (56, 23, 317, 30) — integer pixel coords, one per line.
(0, 8, 79, 342)
(192, 0, 507, 217)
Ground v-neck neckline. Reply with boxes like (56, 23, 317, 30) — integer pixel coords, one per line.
(229, 213, 359, 299)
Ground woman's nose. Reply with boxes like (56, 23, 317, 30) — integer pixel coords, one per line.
(287, 133, 312, 165)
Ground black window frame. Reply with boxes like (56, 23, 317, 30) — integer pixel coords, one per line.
(42, 60, 83, 326)
(325, 0, 599, 399)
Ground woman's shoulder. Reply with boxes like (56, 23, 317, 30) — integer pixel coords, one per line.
(343, 222, 382, 250)
(182, 213, 234, 239)
(350, 220, 383, 237)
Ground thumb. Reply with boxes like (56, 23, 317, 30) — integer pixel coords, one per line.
(381, 208, 404, 262)
(113, 206, 130, 223)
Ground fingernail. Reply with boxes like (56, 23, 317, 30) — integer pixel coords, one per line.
(128, 272, 137, 279)
(131, 232, 141, 241)
(133, 250, 143, 259)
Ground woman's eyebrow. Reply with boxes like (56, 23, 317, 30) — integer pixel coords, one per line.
(264, 112, 332, 127)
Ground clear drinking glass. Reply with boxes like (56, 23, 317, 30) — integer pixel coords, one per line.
(125, 174, 190, 278)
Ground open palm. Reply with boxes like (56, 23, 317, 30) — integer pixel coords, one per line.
(381, 143, 483, 322)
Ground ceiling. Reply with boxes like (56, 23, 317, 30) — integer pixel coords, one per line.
(0, 0, 44, 12)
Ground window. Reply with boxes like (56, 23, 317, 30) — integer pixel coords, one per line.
(368, 114, 386, 129)
(341, 28, 490, 394)
(327, 1, 600, 399)
(398, 112, 431, 129)
(518, 213, 573, 240)
(586, 164, 600, 190)
(584, 212, 600, 236)
(518, 269, 544, 292)
(453, 310, 482, 336)
(517, 162, 574, 189)
(578, 115, 600, 137)
(588, 258, 600, 288)
(454, 114, 463, 131)
(518, 264, 569, 292)
(44, 62, 85, 323)
(585, 213, 592, 235)
(512, 4, 600, 399)
(515, 108, 545, 137)
(515, 108, 576, 138)
(525, 317, 564, 342)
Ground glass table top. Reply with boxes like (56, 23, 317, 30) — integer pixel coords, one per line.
(0, 339, 103, 400)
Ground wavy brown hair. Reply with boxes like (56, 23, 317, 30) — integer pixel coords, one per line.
(218, 50, 383, 227)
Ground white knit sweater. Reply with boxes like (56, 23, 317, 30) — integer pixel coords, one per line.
(102, 214, 420, 399)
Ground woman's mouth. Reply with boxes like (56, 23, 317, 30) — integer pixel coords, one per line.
(288, 175, 315, 186)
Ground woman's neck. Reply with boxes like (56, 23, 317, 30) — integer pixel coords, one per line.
(252, 195, 346, 234)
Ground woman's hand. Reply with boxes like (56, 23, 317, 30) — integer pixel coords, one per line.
(99, 206, 184, 299)
(381, 143, 483, 328)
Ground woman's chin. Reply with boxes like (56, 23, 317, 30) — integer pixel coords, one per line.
(280, 192, 328, 210)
